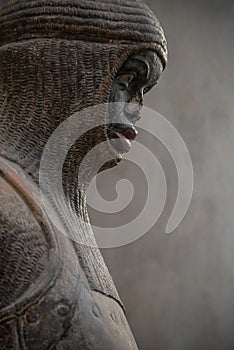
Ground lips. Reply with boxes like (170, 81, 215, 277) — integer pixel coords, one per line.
(107, 123, 138, 154)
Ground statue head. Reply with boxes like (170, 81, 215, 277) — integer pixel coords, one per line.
(0, 0, 167, 192)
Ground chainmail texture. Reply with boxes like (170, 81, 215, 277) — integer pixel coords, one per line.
(0, 0, 167, 67)
(0, 177, 48, 309)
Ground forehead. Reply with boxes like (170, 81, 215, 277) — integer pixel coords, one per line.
(119, 50, 162, 72)
(120, 50, 162, 70)
(132, 50, 159, 63)
(120, 50, 163, 90)
(129, 50, 162, 71)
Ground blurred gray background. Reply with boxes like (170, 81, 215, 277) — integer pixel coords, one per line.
(95, 1, 234, 349)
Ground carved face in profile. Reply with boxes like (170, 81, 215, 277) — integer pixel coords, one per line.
(106, 50, 163, 163)
(52, 48, 164, 186)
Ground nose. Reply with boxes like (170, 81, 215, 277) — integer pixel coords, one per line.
(131, 88, 144, 106)
(124, 90, 144, 123)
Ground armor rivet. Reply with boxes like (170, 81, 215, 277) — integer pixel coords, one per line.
(26, 310, 40, 324)
(92, 304, 101, 318)
(57, 303, 71, 317)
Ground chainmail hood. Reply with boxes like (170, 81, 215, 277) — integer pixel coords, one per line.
(0, 0, 167, 66)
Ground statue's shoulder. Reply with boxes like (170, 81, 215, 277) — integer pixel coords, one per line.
(0, 163, 43, 235)
(0, 157, 61, 319)
(0, 156, 52, 253)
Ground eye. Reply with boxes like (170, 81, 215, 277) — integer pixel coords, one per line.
(116, 73, 137, 90)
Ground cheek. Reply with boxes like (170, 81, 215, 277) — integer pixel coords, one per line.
(109, 83, 131, 103)
(113, 90, 130, 103)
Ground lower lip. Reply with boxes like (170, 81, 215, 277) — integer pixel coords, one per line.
(109, 131, 132, 154)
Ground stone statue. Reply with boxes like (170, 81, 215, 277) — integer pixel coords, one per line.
(0, 0, 167, 348)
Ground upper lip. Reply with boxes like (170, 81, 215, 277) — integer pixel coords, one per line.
(108, 123, 138, 141)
